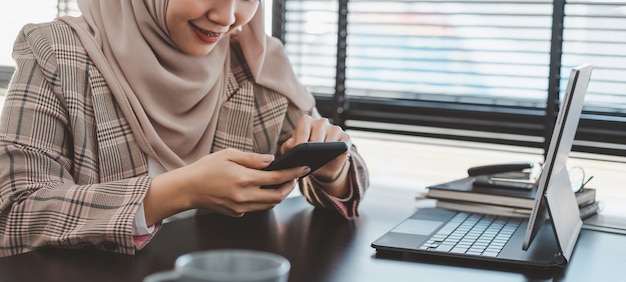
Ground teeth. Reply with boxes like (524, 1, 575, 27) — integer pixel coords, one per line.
(192, 23, 221, 37)
(200, 29, 219, 37)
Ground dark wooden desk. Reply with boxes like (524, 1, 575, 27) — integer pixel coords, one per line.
(0, 186, 624, 282)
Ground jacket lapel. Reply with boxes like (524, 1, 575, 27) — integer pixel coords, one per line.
(213, 47, 289, 155)
(212, 73, 256, 153)
(89, 66, 148, 182)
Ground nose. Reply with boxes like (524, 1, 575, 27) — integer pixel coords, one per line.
(207, 0, 236, 27)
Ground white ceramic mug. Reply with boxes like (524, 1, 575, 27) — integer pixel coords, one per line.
(143, 249, 290, 282)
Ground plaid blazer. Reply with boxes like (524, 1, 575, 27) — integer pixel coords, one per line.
(0, 22, 368, 257)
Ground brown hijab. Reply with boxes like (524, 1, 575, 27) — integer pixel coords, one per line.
(59, 0, 314, 171)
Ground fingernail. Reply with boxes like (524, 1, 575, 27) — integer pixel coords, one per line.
(302, 167, 311, 175)
(262, 155, 274, 163)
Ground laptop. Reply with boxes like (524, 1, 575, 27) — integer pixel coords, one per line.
(371, 64, 593, 268)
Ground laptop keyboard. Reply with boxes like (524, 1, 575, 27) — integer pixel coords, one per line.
(418, 212, 522, 257)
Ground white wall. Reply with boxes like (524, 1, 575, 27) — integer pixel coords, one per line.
(0, 1, 58, 66)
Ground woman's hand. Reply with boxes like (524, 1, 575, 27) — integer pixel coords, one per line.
(280, 115, 352, 197)
(143, 149, 310, 226)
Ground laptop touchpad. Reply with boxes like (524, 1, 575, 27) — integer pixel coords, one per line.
(392, 219, 443, 235)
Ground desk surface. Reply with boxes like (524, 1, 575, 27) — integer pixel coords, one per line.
(0, 186, 624, 282)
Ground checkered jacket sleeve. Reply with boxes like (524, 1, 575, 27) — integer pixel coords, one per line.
(0, 22, 151, 257)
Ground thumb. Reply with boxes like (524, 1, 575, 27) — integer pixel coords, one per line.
(226, 150, 275, 169)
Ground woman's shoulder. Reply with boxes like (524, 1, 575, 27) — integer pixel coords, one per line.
(13, 21, 90, 75)
(16, 21, 84, 55)
(20, 20, 70, 32)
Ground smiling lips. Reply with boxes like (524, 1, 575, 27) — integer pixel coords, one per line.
(191, 23, 223, 44)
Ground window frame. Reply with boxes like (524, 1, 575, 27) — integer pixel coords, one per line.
(0, 66, 12, 88)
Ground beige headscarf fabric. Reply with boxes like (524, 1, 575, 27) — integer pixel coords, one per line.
(59, 0, 315, 171)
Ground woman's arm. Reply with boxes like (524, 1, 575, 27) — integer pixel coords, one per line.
(142, 148, 310, 226)
(0, 24, 151, 257)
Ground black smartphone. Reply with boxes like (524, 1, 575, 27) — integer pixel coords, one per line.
(263, 141, 348, 174)
(261, 142, 348, 189)
(467, 162, 534, 176)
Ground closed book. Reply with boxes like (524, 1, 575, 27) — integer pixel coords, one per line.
(435, 199, 600, 219)
(426, 176, 596, 209)
(435, 200, 531, 218)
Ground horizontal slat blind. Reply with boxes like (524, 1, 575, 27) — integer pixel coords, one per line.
(344, 0, 553, 106)
(284, 0, 339, 95)
(283, 0, 556, 106)
(562, 1, 626, 114)
(281, 0, 626, 156)
(57, 0, 80, 16)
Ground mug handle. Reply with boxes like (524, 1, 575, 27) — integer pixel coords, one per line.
(143, 270, 180, 282)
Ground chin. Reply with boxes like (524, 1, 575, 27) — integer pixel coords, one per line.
(183, 46, 216, 57)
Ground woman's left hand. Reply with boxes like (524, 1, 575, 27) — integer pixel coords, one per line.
(280, 115, 351, 197)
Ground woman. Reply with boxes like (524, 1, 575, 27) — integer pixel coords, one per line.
(0, 0, 368, 257)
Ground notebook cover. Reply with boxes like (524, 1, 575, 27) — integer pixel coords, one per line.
(427, 175, 536, 199)
(426, 176, 595, 209)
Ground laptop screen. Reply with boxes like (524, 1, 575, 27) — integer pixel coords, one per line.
(522, 64, 593, 259)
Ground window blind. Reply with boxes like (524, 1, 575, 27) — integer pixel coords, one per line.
(279, 0, 626, 156)
(563, 1, 626, 114)
(284, 0, 340, 96)
(57, 0, 79, 16)
(561, 1, 626, 153)
(345, 0, 553, 105)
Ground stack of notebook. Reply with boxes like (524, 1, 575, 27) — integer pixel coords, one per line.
(425, 172, 599, 219)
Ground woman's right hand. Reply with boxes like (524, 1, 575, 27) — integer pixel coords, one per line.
(143, 148, 310, 226)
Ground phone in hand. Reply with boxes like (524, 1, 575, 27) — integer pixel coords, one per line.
(261, 142, 348, 188)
